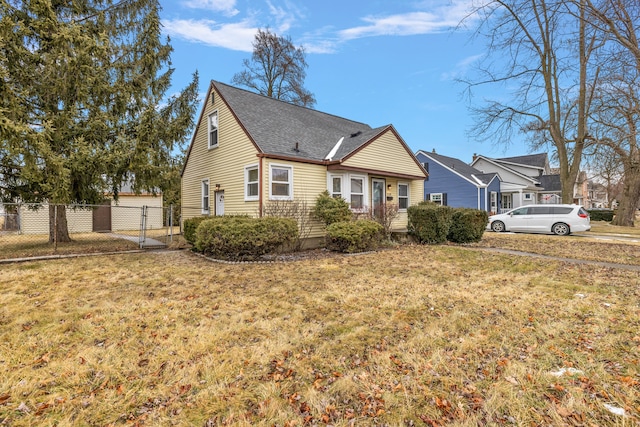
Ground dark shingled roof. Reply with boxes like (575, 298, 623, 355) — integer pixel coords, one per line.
(538, 174, 561, 192)
(495, 153, 548, 169)
(214, 81, 385, 162)
(427, 152, 498, 185)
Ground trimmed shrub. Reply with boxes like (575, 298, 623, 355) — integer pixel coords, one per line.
(183, 216, 209, 245)
(407, 201, 454, 244)
(326, 220, 384, 253)
(312, 191, 353, 226)
(588, 209, 614, 222)
(194, 216, 298, 260)
(447, 208, 488, 243)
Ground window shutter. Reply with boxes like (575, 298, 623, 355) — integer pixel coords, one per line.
(423, 162, 429, 180)
(425, 193, 430, 202)
(443, 193, 448, 206)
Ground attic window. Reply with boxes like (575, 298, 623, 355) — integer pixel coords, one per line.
(208, 111, 218, 148)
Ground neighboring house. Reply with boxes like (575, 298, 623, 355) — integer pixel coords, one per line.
(587, 180, 609, 208)
(181, 80, 428, 241)
(415, 150, 501, 213)
(471, 153, 566, 212)
(11, 183, 163, 234)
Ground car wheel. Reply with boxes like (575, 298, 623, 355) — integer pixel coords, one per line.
(552, 222, 570, 236)
(491, 221, 505, 232)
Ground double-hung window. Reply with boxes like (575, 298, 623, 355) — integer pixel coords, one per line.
(398, 183, 409, 210)
(350, 177, 364, 209)
(330, 175, 343, 199)
(245, 165, 259, 201)
(201, 179, 210, 214)
(430, 193, 443, 205)
(270, 164, 293, 200)
(208, 111, 218, 148)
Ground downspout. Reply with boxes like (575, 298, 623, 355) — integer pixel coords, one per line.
(259, 156, 263, 217)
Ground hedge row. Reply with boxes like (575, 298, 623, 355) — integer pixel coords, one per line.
(587, 209, 615, 222)
(407, 202, 488, 244)
(192, 216, 298, 261)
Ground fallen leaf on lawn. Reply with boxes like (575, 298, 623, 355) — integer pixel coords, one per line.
(548, 367, 584, 377)
(603, 403, 626, 417)
(556, 406, 573, 417)
(505, 376, 519, 385)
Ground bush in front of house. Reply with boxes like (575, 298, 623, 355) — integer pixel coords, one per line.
(588, 209, 615, 222)
(325, 220, 384, 253)
(447, 208, 488, 243)
(312, 191, 353, 226)
(407, 201, 454, 244)
(183, 216, 209, 245)
(194, 216, 299, 260)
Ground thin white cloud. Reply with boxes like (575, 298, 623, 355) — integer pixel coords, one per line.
(302, 0, 478, 53)
(441, 53, 482, 80)
(266, 0, 303, 33)
(339, 12, 449, 40)
(337, 0, 478, 41)
(162, 19, 256, 52)
(182, 0, 239, 17)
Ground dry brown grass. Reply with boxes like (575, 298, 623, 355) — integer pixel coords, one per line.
(1, 241, 639, 426)
(474, 231, 640, 266)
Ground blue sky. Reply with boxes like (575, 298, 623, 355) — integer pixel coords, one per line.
(160, 0, 528, 162)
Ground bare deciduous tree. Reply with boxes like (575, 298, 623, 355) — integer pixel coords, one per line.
(463, 0, 597, 204)
(232, 28, 316, 108)
(582, 0, 640, 225)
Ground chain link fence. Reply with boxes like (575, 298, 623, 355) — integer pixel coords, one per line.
(0, 202, 188, 261)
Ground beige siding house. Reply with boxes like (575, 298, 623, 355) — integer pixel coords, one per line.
(181, 81, 428, 239)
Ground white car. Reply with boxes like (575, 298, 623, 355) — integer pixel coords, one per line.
(488, 204, 591, 236)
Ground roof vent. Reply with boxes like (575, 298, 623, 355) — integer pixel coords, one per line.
(294, 142, 300, 152)
(350, 131, 362, 138)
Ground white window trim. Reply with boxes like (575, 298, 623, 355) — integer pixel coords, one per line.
(398, 182, 409, 211)
(208, 111, 218, 149)
(201, 179, 210, 214)
(325, 172, 369, 211)
(327, 173, 344, 199)
(269, 163, 293, 201)
(430, 192, 443, 205)
(348, 174, 368, 212)
(244, 164, 259, 201)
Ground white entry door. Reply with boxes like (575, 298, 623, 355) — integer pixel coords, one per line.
(215, 190, 224, 216)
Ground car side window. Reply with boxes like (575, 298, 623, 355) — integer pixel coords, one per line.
(512, 207, 528, 215)
(553, 207, 573, 214)
(530, 206, 551, 214)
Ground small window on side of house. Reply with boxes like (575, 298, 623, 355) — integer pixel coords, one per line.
(330, 175, 343, 199)
(201, 179, 210, 214)
(398, 183, 409, 210)
(430, 193, 443, 205)
(350, 177, 364, 209)
(245, 165, 259, 201)
(270, 164, 293, 200)
(208, 111, 218, 148)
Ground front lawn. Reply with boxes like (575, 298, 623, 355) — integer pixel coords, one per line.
(0, 244, 638, 425)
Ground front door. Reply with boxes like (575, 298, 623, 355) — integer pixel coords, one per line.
(215, 191, 224, 216)
(372, 179, 386, 219)
(501, 194, 512, 212)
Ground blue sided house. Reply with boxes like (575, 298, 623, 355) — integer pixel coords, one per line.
(416, 150, 501, 214)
